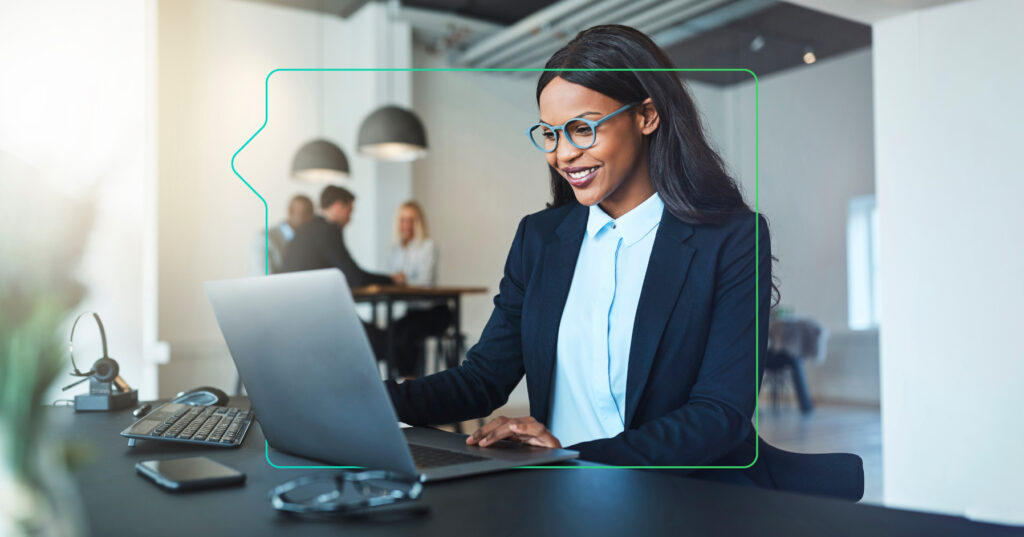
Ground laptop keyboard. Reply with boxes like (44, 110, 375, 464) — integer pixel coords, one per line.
(409, 443, 488, 469)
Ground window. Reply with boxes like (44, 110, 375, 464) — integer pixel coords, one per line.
(847, 195, 879, 330)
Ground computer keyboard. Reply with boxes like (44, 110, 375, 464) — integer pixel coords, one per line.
(408, 443, 488, 469)
(121, 402, 254, 448)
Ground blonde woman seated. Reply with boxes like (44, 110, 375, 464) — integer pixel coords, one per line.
(391, 201, 452, 377)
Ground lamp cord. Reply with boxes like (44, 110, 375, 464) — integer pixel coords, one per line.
(318, 0, 325, 136)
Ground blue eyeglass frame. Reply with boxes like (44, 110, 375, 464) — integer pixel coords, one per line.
(526, 102, 638, 153)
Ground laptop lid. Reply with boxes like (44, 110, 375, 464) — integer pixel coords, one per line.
(203, 269, 417, 477)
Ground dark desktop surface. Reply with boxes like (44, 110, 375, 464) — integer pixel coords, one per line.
(60, 398, 1022, 537)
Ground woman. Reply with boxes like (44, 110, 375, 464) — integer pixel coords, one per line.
(390, 201, 436, 287)
(390, 201, 452, 377)
(385, 25, 773, 483)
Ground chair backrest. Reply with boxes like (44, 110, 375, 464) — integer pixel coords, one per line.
(759, 439, 864, 502)
(769, 317, 830, 362)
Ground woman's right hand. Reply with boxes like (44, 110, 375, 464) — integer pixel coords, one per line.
(466, 415, 562, 449)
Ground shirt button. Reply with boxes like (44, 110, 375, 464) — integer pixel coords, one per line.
(611, 223, 617, 229)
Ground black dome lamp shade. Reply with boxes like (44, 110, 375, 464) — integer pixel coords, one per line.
(291, 139, 350, 182)
(357, 105, 428, 161)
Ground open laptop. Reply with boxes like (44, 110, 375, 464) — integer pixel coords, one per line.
(203, 268, 577, 482)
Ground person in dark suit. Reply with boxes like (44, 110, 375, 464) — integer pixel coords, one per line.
(384, 25, 775, 486)
(282, 185, 403, 287)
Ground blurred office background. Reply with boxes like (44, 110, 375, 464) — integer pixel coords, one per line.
(2, 0, 1021, 525)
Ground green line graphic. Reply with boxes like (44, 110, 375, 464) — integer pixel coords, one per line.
(232, 68, 760, 470)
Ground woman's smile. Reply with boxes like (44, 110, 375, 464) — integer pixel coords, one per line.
(563, 165, 601, 188)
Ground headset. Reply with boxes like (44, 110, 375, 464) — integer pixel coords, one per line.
(62, 312, 131, 393)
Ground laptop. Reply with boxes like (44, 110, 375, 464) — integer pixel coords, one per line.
(203, 268, 578, 482)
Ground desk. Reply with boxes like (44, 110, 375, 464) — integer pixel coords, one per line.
(64, 401, 1021, 537)
(352, 285, 487, 379)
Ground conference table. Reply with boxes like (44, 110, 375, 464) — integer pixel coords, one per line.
(352, 285, 488, 379)
(62, 400, 1022, 536)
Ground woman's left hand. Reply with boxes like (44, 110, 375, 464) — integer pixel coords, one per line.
(466, 415, 562, 449)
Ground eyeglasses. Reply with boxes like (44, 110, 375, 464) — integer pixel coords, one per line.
(269, 470, 423, 517)
(526, 102, 637, 153)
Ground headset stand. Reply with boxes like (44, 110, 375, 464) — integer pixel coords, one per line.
(74, 377, 138, 412)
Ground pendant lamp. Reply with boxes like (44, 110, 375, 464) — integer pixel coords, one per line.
(290, 10, 349, 183)
(357, 105, 428, 161)
(291, 139, 349, 182)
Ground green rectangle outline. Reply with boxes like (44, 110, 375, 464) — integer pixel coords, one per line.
(231, 67, 759, 470)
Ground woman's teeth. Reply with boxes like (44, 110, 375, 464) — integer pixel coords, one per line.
(568, 167, 597, 179)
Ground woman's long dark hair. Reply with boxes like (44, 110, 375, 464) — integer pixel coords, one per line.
(538, 25, 778, 306)
(538, 25, 748, 225)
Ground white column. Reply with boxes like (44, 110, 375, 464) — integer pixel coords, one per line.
(873, 0, 1024, 524)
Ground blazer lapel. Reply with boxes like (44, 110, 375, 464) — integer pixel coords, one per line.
(530, 204, 586, 424)
(623, 211, 696, 427)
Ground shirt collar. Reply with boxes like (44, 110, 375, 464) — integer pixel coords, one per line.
(586, 192, 664, 246)
(586, 204, 614, 238)
(280, 222, 295, 241)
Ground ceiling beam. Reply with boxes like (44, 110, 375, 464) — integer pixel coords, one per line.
(783, 0, 965, 24)
(237, 0, 372, 18)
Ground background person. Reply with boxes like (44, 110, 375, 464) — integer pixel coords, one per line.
(250, 194, 314, 275)
(390, 201, 451, 377)
(282, 185, 402, 287)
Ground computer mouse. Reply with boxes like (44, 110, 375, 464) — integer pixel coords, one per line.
(171, 386, 229, 407)
(132, 403, 152, 418)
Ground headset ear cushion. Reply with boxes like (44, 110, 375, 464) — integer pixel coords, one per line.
(91, 357, 119, 383)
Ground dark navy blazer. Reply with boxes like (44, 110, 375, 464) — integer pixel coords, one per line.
(386, 201, 772, 477)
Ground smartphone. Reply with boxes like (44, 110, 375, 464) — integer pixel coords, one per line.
(136, 456, 245, 491)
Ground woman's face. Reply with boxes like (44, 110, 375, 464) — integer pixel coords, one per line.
(537, 77, 657, 211)
(398, 206, 417, 243)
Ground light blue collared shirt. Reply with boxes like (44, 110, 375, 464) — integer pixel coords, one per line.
(548, 192, 664, 447)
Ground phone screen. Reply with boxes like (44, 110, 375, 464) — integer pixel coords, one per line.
(137, 457, 244, 490)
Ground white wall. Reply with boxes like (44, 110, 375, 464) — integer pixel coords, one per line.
(0, 0, 162, 399)
(873, 0, 1024, 524)
(689, 51, 880, 404)
(156, 0, 413, 394)
(718, 49, 876, 333)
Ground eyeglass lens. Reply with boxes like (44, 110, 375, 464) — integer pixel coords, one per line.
(530, 119, 596, 151)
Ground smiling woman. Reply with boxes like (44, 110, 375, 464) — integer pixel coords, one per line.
(385, 24, 779, 487)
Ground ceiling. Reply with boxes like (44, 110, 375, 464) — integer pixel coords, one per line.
(399, 0, 872, 85)
(396, 0, 962, 26)
(663, 2, 872, 86)
(240, 0, 371, 18)
(784, 0, 964, 24)
(234, 0, 873, 85)
(239, 0, 551, 22)
(400, 0, 552, 25)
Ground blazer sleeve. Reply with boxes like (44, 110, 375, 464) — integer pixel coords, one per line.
(321, 229, 393, 287)
(384, 218, 529, 425)
(567, 214, 771, 468)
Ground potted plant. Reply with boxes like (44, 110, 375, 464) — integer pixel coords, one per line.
(0, 152, 93, 537)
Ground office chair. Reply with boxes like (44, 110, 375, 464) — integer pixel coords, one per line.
(421, 328, 465, 377)
(691, 438, 864, 502)
(760, 439, 864, 502)
(765, 317, 829, 414)
(419, 330, 477, 434)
